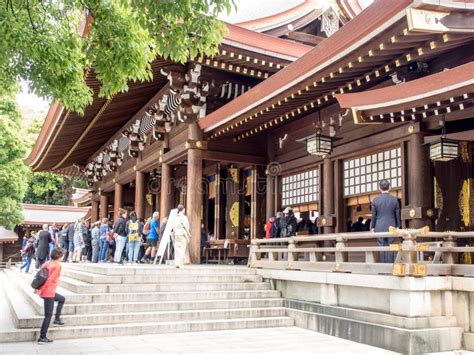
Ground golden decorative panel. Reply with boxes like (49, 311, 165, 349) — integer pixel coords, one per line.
(229, 201, 239, 227)
(434, 177, 443, 212)
(459, 179, 472, 228)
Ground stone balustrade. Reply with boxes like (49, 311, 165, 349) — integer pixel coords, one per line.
(249, 227, 474, 277)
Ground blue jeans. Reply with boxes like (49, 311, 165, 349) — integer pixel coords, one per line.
(99, 239, 108, 262)
(127, 240, 141, 262)
(114, 236, 127, 263)
(20, 256, 32, 273)
(46, 243, 54, 261)
(68, 240, 74, 252)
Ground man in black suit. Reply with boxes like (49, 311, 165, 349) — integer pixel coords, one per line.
(371, 180, 400, 263)
(35, 224, 52, 269)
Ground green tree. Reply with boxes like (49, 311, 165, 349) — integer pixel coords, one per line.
(23, 118, 87, 205)
(0, 0, 234, 114)
(0, 86, 28, 229)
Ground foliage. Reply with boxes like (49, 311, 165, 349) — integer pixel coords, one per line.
(0, 0, 234, 114)
(0, 87, 28, 229)
(23, 118, 87, 206)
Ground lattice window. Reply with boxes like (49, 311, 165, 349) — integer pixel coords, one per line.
(343, 147, 402, 197)
(282, 169, 319, 207)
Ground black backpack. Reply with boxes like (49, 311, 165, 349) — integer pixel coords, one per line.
(31, 268, 49, 290)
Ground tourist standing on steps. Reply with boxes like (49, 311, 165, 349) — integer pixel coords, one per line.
(126, 211, 142, 264)
(98, 218, 109, 262)
(142, 212, 159, 263)
(113, 208, 128, 264)
(91, 221, 100, 263)
(35, 224, 52, 269)
(72, 219, 84, 263)
(66, 222, 75, 262)
(36, 247, 66, 345)
(171, 205, 191, 268)
(371, 179, 401, 263)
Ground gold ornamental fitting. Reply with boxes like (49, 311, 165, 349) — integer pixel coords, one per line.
(196, 141, 202, 148)
(185, 142, 190, 149)
(409, 208, 416, 218)
(408, 124, 414, 134)
(393, 263, 407, 276)
(426, 208, 434, 217)
(412, 263, 427, 277)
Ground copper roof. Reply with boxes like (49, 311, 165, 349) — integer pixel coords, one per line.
(0, 226, 18, 244)
(223, 23, 312, 60)
(198, 0, 474, 137)
(21, 204, 90, 226)
(336, 61, 474, 110)
(335, 61, 474, 123)
(198, 0, 414, 132)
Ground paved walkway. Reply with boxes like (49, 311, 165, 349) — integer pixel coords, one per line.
(0, 327, 398, 354)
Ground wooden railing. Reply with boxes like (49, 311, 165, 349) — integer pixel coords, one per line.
(249, 227, 474, 277)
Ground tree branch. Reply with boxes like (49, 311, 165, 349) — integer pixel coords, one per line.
(26, 0, 36, 30)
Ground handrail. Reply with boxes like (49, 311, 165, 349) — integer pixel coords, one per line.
(1, 251, 21, 263)
(249, 227, 474, 277)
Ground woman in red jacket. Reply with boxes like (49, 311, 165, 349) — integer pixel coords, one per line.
(36, 247, 66, 344)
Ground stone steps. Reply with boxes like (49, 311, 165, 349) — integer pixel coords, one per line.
(61, 268, 263, 284)
(0, 317, 294, 342)
(11, 271, 284, 316)
(59, 276, 272, 294)
(18, 306, 288, 329)
(62, 263, 257, 276)
(0, 265, 293, 342)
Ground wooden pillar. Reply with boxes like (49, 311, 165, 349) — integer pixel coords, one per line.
(266, 136, 276, 219)
(214, 164, 226, 240)
(160, 163, 173, 223)
(251, 166, 266, 239)
(91, 199, 99, 223)
(113, 182, 123, 220)
(322, 158, 335, 233)
(407, 132, 434, 229)
(99, 193, 108, 219)
(186, 122, 203, 263)
(225, 167, 244, 239)
(135, 170, 146, 219)
(334, 160, 345, 233)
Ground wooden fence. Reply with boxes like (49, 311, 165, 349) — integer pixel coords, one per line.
(249, 227, 474, 277)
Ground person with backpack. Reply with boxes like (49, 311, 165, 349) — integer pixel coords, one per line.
(98, 218, 109, 262)
(20, 236, 35, 273)
(270, 212, 283, 238)
(141, 212, 159, 263)
(126, 211, 142, 264)
(34, 247, 66, 344)
(280, 207, 297, 238)
(113, 208, 128, 264)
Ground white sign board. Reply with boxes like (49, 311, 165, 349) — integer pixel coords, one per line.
(154, 208, 178, 264)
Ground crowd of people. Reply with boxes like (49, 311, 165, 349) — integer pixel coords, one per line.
(23, 204, 191, 345)
(19, 204, 193, 273)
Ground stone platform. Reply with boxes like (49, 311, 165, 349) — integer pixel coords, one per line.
(0, 264, 293, 342)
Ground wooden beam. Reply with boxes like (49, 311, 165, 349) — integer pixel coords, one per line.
(203, 150, 267, 165)
(286, 31, 325, 46)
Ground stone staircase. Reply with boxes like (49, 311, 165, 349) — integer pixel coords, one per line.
(0, 264, 293, 342)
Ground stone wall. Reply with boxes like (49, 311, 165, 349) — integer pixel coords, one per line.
(256, 269, 474, 353)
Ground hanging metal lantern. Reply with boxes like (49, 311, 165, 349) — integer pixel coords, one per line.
(429, 138, 460, 162)
(305, 130, 333, 156)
